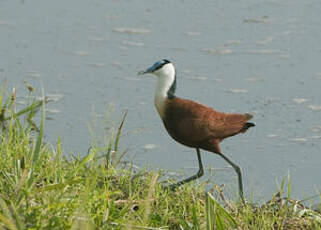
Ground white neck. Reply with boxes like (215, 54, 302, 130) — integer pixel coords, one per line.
(153, 63, 176, 118)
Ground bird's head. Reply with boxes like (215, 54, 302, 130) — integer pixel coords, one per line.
(138, 59, 175, 78)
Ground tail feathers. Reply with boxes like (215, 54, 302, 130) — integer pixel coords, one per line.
(241, 122, 255, 133)
(244, 113, 253, 120)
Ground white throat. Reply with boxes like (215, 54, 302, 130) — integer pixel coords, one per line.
(153, 63, 176, 118)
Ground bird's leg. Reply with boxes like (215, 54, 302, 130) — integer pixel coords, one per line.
(166, 148, 204, 190)
(218, 153, 245, 204)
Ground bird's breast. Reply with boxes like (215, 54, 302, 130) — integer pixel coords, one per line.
(160, 97, 206, 148)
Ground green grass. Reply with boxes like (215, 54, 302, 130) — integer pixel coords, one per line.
(0, 85, 320, 229)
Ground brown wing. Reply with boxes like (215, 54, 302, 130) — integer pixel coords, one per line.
(163, 97, 251, 145)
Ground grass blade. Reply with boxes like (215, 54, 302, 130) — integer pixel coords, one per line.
(0, 80, 6, 112)
(112, 110, 127, 166)
(206, 192, 237, 229)
(4, 99, 43, 121)
(32, 97, 45, 165)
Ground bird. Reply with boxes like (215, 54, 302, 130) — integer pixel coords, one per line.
(138, 59, 255, 202)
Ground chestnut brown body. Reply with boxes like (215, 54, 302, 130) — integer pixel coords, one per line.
(163, 97, 254, 154)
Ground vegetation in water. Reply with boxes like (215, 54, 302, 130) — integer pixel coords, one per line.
(0, 84, 320, 229)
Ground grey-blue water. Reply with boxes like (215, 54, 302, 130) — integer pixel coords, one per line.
(1, 0, 320, 202)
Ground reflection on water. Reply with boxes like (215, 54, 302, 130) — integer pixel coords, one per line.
(1, 0, 320, 202)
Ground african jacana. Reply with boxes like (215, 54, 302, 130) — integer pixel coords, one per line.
(138, 59, 255, 202)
